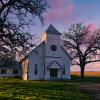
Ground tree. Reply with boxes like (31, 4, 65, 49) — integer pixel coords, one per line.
(0, 0, 48, 55)
(63, 23, 100, 78)
(0, 54, 18, 67)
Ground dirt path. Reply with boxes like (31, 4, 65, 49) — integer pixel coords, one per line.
(80, 84, 100, 100)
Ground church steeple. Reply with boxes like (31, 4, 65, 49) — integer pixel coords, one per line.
(45, 24, 61, 35)
(42, 24, 61, 42)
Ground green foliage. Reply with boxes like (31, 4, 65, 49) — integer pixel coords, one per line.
(0, 78, 92, 100)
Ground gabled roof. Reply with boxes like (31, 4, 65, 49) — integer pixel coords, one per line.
(45, 24, 61, 35)
(61, 46, 72, 60)
(21, 41, 44, 62)
(47, 61, 63, 69)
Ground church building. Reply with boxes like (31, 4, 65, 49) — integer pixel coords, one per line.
(21, 25, 71, 80)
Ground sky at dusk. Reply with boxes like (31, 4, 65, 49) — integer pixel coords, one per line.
(31, 0, 100, 35)
(31, 0, 100, 72)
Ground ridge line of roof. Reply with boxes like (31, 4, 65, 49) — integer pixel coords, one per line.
(45, 24, 61, 35)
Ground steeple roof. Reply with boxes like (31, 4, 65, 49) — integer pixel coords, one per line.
(45, 24, 61, 35)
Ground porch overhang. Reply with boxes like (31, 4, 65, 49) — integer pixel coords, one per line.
(47, 61, 62, 69)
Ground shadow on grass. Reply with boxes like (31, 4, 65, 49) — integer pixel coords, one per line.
(71, 75, 100, 83)
(0, 95, 22, 100)
(0, 76, 97, 100)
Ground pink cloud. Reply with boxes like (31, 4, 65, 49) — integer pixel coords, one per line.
(45, 8, 62, 22)
(49, 0, 64, 9)
(88, 23, 97, 32)
(63, 2, 74, 18)
(45, 0, 74, 24)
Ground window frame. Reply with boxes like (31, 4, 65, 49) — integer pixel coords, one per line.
(50, 45, 57, 51)
(1, 69, 6, 74)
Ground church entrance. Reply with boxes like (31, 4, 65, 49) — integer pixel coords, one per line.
(50, 69, 57, 78)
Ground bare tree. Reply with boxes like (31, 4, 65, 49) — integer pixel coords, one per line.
(63, 23, 100, 78)
(0, 0, 48, 56)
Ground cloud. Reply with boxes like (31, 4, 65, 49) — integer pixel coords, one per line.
(63, 2, 74, 18)
(45, 0, 74, 24)
(49, 0, 64, 9)
(88, 23, 97, 32)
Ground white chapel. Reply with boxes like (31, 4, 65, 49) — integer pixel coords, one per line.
(21, 24, 71, 80)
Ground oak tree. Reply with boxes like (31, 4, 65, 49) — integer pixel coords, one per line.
(63, 23, 100, 78)
(0, 0, 48, 57)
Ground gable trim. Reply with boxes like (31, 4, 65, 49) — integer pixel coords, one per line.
(61, 46, 72, 60)
(47, 61, 63, 69)
(46, 56, 60, 58)
(20, 41, 45, 63)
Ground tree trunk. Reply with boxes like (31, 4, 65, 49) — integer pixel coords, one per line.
(80, 66, 85, 78)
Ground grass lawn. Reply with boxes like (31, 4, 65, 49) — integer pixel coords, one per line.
(0, 76, 99, 100)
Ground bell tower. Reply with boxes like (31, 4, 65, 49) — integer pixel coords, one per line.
(43, 24, 62, 57)
(43, 25, 63, 79)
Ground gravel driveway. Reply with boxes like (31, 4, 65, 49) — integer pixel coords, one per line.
(80, 84, 100, 100)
